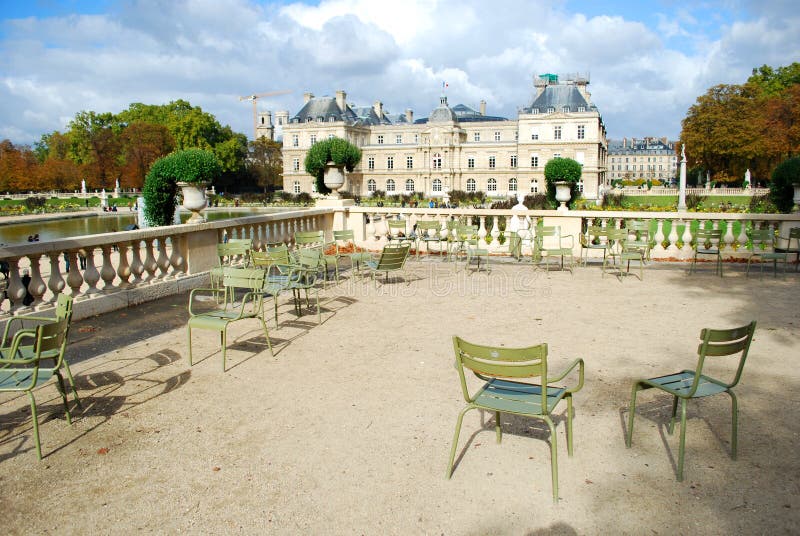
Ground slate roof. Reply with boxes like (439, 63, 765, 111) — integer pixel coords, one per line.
(521, 84, 596, 113)
(414, 97, 508, 124)
(290, 97, 359, 124)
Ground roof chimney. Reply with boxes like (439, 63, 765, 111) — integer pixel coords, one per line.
(335, 90, 347, 112)
(405, 108, 413, 123)
(303, 92, 314, 104)
(373, 101, 383, 119)
(479, 100, 486, 116)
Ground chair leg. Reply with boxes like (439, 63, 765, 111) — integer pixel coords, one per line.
(495, 411, 502, 443)
(447, 406, 474, 479)
(53, 371, 72, 425)
(221, 329, 227, 371)
(544, 415, 558, 502)
(187, 326, 193, 366)
(27, 391, 42, 460)
(668, 395, 679, 434)
(677, 398, 688, 481)
(626, 383, 640, 447)
(729, 389, 738, 459)
(61, 360, 82, 409)
(259, 316, 274, 358)
(566, 394, 574, 456)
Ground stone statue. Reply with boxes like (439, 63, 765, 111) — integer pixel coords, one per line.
(744, 169, 751, 188)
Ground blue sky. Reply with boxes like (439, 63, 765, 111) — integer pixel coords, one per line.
(1, 0, 798, 144)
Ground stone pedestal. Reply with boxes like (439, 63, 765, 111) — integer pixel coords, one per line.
(317, 198, 355, 234)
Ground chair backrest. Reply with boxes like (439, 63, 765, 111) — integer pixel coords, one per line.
(217, 240, 251, 267)
(416, 220, 441, 239)
(749, 228, 777, 251)
(387, 219, 408, 237)
(583, 225, 608, 245)
(222, 267, 266, 291)
(695, 228, 722, 249)
(691, 321, 756, 393)
(333, 229, 355, 242)
(295, 230, 325, 249)
(8, 317, 71, 370)
(452, 336, 550, 410)
(625, 220, 650, 240)
(376, 243, 410, 270)
(604, 228, 628, 253)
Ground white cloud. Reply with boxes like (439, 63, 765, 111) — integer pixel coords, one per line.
(0, 0, 798, 144)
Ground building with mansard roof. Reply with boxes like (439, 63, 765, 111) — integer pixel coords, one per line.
(607, 137, 678, 184)
(274, 73, 608, 200)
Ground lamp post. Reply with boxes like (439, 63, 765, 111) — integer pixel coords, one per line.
(678, 144, 687, 213)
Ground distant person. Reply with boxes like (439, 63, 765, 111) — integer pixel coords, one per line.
(27, 235, 34, 242)
(112, 205, 118, 212)
(33, 234, 39, 241)
(85, 199, 89, 208)
(20, 269, 33, 306)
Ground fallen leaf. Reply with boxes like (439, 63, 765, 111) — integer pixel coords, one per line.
(97, 447, 109, 455)
(585, 479, 593, 484)
(212, 466, 221, 472)
(78, 326, 97, 333)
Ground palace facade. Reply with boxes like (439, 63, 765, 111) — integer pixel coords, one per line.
(272, 74, 608, 200)
(607, 137, 678, 184)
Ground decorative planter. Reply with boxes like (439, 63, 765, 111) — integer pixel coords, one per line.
(554, 181, 571, 212)
(178, 181, 209, 223)
(323, 162, 346, 199)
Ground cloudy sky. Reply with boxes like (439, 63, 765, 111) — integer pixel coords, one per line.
(1, 0, 798, 145)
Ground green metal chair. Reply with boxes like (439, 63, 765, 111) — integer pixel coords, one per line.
(286, 248, 322, 324)
(332, 229, 372, 273)
(626, 321, 756, 481)
(295, 230, 339, 283)
(363, 242, 411, 285)
(0, 293, 80, 407)
(188, 267, 272, 371)
(459, 225, 490, 273)
(625, 220, 653, 263)
(448, 336, 585, 502)
(579, 225, 609, 267)
(775, 227, 800, 272)
(533, 226, 575, 273)
(690, 228, 723, 276)
(747, 228, 788, 277)
(414, 220, 448, 259)
(210, 239, 252, 289)
(602, 228, 645, 281)
(386, 219, 409, 243)
(0, 316, 73, 459)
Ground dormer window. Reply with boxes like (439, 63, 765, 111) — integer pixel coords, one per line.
(532, 108, 539, 114)
(317, 116, 324, 123)
(547, 107, 555, 113)
(306, 117, 313, 123)
(329, 116, 335, 122)
(578, 106, 586, 112)
(562, 106, 570, 113)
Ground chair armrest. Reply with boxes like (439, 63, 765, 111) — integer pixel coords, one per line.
(561, 234, 575, 249)
(0, 329, 37, 364)
(548, 358, 584, 394)
(188, 287, 225, 315)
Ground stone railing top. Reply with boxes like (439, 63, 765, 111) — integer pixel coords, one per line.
(0, 207, 329, 258)
(345, 205, 800, 222)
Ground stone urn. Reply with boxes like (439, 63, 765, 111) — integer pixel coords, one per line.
(323, 162, 346, 199)
(554, 181, 571, 212)
(177, 181, 209, 223)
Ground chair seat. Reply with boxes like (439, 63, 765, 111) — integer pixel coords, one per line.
(476, 378, 566, 415)
(696, 247, 720, 254)
(188, 310, 256, 330)
(643, 371, 728, 398)
(0, 368, 55, 390)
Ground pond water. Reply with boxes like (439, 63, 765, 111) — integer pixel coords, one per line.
(0, 208, 291, 245)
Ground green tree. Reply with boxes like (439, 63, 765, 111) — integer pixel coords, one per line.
(304, 137, 362, 194)
(748, 63, 800, 96)
(120, 122, 175, 189)
(543, 157, 582, 208)
(67, 111, 123, 190)
(769, 156, 800, 213)
(247, 138, 283, 193)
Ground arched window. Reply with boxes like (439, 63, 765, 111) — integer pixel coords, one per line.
(293, 181, 301, 194)
(508, 178, 517, 192)
(405, 179, 415, 192)
(386, 178, 396, 192)
(367, 179, 376, 193)
(432, 178, 442, 192)
(487, 178, 497, 192)
(466, 178, 476, 192)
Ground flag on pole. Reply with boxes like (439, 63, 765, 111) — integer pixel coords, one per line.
(443, 81, 448, 89)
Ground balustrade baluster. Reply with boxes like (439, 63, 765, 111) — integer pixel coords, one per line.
(156, 238, 171, 277)
(681, 220, 694, 256)
(65, 250, 84, 297)
(653, 220, 666, 254)
(115, 243, 131, 287)
(46, 253, 66, 304)
(130, 240, 145, 283)
(723, 220, 736, 252)
(667, 219, 680, 253)
(478, 216, 488, 245)
(6, 258, 26, 313)
(143, 239, 158, 280)
(490, 216, 501, 247)
(168, 235, 185, 275)
(738, 220, 749, 249)
(27, 254, 47, 307)
(82, 247, 101, 293)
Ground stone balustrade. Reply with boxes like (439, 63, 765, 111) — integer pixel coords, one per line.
(1, 204, 797, 322)
(616, 187, 769, 196)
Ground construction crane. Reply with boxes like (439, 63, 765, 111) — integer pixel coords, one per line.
(239, 90, 291, 140)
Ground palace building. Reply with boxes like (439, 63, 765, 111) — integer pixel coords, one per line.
(271, 73, 608, 200)
(607, 137, 678, 184)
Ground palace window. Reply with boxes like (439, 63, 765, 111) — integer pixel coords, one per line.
(508, 178, 517, 192)
(405, 179, 415, 192)
(387, 156, 394, 170)
(432, 153, 442, 169)
(368, 157, 375, 170)
(386, 178, 395, 192)
(293, 181, 300, 194)
(487, 178, 497, 192)
(531, 128, 539, 140)
(292, 158, 300, 171)
(466, 178, 476, 192)
(377, 135, 384, 144)
(396, 134, 402, 144)
(577, 125, 585, 139)
(494, 131, 501, 141)
(407, 156, 413, 169)
(531, 155, 539, 168)
(488, 156, 496, 168)
(547, 107, 555, 113)
(309, 134, 317, 145)
(553, 126, 561, 140)
(292, 134, 299, 147)
(367, 179, 376, 193)
(530, 179, 538, 193)
(467, 157, 475, 169)
(578, 106, 586, 112)
(510, 155, 517, 168)
(473, 132, 481, 142)
(432, 178, 442, 192)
